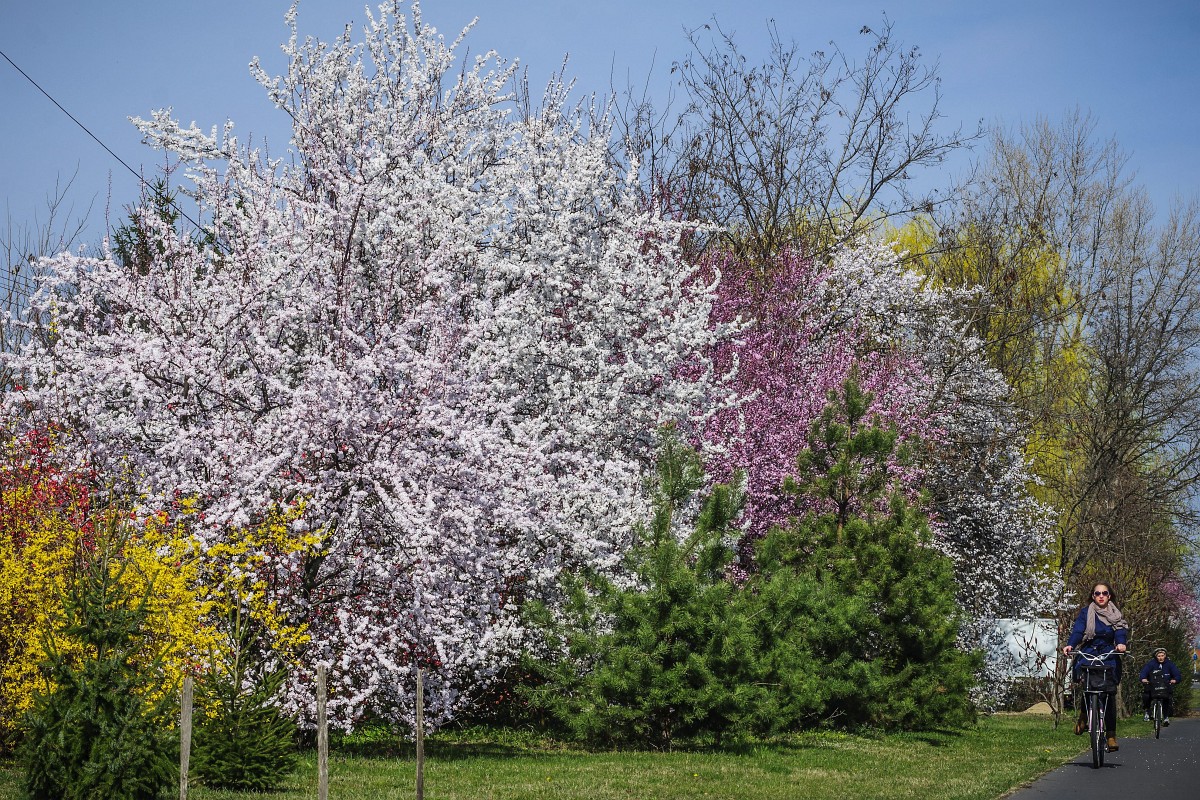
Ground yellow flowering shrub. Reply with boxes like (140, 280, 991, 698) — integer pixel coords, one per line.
(0, 426, 318, 749)
(195, 501, 319, 666)
(187, 502, 320, 729)
(0, 428, 92, 749)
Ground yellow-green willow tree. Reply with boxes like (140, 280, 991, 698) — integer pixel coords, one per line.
(908, 110, 1200, 668)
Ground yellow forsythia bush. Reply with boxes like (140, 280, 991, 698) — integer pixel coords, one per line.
(0, 427, 316, 750)
(195, 500, 318, 666)
(0, 428, 93, 749)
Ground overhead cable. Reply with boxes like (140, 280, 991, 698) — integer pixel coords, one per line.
(0, 46, 219, 249)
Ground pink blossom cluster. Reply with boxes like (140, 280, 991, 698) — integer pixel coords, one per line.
(699, 245, 939, 542)
(1161, 577, 1200, 642)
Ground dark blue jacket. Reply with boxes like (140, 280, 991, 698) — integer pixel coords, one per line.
(1139, 658, 1183, 684)
(1067, 605, 1128, 675)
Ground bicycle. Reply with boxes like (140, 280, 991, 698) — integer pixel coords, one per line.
(1147, 675, 1172, 739)
(1073, 649, 1125, 769)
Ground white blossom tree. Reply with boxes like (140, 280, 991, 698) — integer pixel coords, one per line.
(6, 1, 732, 729)
(904, 283, 1061, 704)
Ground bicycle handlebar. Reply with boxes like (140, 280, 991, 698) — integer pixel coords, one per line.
(1071, 649, 1126, 665)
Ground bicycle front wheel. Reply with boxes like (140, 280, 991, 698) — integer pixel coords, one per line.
(1153, 699, 1163, 739)
(1089, 694, 1105, 768)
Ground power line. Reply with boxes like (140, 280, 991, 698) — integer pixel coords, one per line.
(0, 46, 218, 250)
(0, 48, 147, 190)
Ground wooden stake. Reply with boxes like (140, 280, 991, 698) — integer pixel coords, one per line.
(179, 676, 193, 800)
(415, 668, 425, 800)
(317, 664, 329, 800)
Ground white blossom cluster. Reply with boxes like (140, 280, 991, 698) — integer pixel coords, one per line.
(821, 242, 1060, 653)
(906, 289, 1063, 700)
(6, 2, 730, 729)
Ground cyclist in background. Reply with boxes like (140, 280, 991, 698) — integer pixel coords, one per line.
(1140, 647, 1182, 725)
(1063, 582, 1128, 751)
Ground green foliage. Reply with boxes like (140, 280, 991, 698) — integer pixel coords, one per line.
(522, 383, 977, 744)
(1160, 628, 1193, 717)
(757, 376, 980, 730)
(1120, 623, 1194, 720)
(112, 178, 181, 276)
(521, 432, 759, 747)
(730, 554, 825, 734)
(191, 604, 296, 791)
(20, 522, 175, 800)
(111, 178, 220, 278)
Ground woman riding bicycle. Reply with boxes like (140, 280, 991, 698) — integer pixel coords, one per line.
(1062, 582, 1128, 751)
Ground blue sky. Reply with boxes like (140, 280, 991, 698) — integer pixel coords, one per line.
(1, 0, 1197, 248)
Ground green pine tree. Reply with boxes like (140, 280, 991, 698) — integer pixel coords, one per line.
(191, 601, 296, 791)
(522, 430, 760, 747)
(732, 548, 825, 734)
(112, 177, 220, 277)
(21, 521, 176, 800)
(112, 178, 180, 276)
(755, 375, 980, 730)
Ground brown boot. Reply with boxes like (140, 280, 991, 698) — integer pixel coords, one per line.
(1074, 711, 1086, 735)
(1106, 736, 1118, 751)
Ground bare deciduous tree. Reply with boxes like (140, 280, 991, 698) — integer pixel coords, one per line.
(927, 110, 1200, 644)
(1, 171, 92, 390)
(924, 110, 1130, 404)
(1067, 194, 1200, 574)
(617, 17, 980, 261)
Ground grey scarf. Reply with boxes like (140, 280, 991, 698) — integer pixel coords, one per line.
(1083, 600, 1128, 642)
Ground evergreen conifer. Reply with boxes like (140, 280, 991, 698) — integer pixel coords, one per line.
(191, 603, 296, 791)
(21, 521, 175, 800)
(757, 376, 979, 730)
(522, 431, 757, 746)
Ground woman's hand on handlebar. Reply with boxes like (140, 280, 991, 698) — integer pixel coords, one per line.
(1116, 643, 1127, 653)
(1062, 645, 1073, 655)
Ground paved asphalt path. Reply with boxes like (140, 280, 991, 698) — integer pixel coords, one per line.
(1007, 682, 1200, 799)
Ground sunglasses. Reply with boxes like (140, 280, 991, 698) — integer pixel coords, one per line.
(1093, 590, 1110, 597)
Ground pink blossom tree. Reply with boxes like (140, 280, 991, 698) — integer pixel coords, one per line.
(699, 240, 1057, 666)
(701, 243, 939, 545)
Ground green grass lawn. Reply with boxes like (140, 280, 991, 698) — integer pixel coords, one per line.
(0, 715, 1146, 800)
